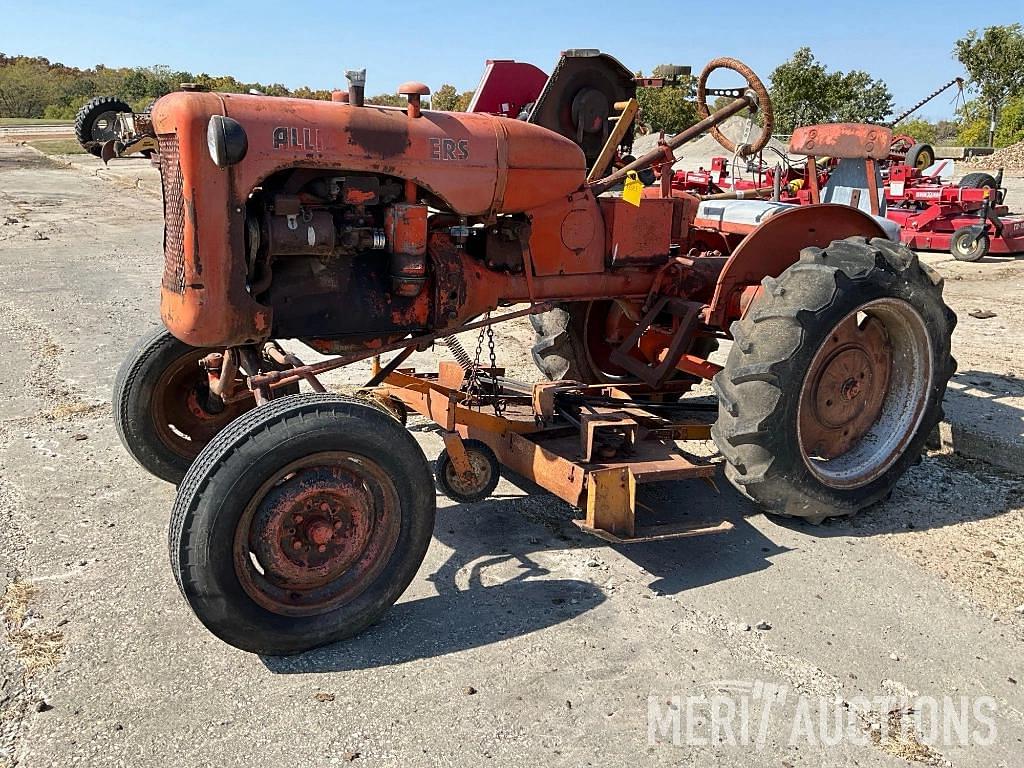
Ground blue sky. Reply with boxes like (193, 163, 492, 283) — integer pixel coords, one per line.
(2, 1, 1021, 120)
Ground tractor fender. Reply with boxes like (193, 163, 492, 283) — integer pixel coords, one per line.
(706, 204, 887, 327)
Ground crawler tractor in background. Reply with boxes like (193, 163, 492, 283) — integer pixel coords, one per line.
(112, 52, 955, 655)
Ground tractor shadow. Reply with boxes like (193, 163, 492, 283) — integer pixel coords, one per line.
(262, 469, 784, 673)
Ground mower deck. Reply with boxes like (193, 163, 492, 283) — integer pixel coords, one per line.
(375, 362, 733, 544)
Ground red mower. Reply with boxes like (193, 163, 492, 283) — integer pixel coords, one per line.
(884, 164, 1024, 261)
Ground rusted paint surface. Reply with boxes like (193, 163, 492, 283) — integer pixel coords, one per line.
(798, 312, 892, 460)
(600, 197, 674, 265)
(706, 205, 887, 327)
(789, 123, 894, 161)
(153, 95, 269, 347)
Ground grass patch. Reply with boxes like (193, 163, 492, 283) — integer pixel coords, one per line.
(1, 581, 64, 675)
(0, 117, 73, 126)
(26, 139, 86, 155)
(45, 401, 106, 421)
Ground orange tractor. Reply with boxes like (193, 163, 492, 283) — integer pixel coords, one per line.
(114, 54, 955, 654)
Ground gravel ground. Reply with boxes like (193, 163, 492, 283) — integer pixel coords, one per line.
(0, 144, 1023, 767)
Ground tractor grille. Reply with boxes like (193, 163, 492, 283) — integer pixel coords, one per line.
(159, 135, 186, 294)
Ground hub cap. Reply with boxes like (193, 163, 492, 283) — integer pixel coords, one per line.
(797, 298, 933, 489)
(233, 452, 400, 617)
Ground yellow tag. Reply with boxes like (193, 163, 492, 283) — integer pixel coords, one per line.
(623, 170, 643, 207)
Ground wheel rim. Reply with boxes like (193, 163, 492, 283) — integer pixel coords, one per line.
(443, 450, 493, 497)
(234, 452, 401, 617)
(583, 300, 637, 381)
(954, 232, 984, 258)
(151, 352, 251, 461)
(90, 111, 122, 142)
(797, 298, 933, 489)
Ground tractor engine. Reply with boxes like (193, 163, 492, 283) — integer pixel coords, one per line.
(150, 88, 590, 349)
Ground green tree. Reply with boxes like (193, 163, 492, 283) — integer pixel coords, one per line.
(0, 50, 354, 119)
(454, 90, 474, 111)
(635, 68, 698, 134)
(768, 47, 893, 133)
(0, 58, 60, 117)
(432, 83, 460, 111)
(954, 24, 1024, 146)
(896, 118, 937, 144)
(365, 93, 404, 107)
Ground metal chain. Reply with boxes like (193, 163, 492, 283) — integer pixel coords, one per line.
(460, 312, 502, 415)
(486, 322, 502, 416)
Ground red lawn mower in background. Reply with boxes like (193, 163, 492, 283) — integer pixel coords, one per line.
(884, 164, 1024, 261)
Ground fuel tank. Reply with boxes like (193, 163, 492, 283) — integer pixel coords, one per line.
(151, 91, 587, 216)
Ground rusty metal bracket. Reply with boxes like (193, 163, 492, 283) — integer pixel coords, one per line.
(581, 466, 636, 538)
(263, 341, 327, 392)
(608, 296, 700, 387)
(580, 412, 638, 462)
(442, 431, 475, 481)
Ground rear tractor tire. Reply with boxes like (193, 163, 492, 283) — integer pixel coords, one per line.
(711, 237, 956, 521)
(113, 326, 298, 485)
(169, 394, 436, 655)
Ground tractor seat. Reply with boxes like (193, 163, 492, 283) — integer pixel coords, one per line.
(694, 198, 899, 241)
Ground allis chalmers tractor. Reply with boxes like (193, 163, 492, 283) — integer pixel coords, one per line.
(113, 53, 955, 655)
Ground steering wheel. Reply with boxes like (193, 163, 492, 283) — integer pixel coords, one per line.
(696, 57, 774, 156)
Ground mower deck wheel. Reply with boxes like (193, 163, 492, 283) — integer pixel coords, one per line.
(435, 439, 500, 504)
(169, 394, 435, 655)
(950, 226, 990, 262)
(958, 172, 997, 190)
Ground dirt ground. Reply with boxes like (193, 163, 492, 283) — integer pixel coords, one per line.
(1, 144, 1023, 767)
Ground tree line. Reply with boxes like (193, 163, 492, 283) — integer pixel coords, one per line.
(2, 24, 1022, 147)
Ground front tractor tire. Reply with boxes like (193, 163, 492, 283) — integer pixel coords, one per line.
(113, 327, 297, 485)
(169, 394, 436, 655)
(712, 237, 956, 521)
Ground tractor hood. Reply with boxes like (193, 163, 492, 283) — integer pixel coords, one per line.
(151, 90, 587, 217)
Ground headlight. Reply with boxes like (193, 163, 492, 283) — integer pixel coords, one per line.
(207, 115, 248, 167)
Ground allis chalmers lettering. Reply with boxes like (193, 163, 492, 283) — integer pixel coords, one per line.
(273, 127, 323, 151)
(430, 137, 470, 161)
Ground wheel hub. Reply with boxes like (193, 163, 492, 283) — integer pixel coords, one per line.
(154, 352, 249, 460)
(235, 453, 400, 617)
(445, 451, 493, 496)
(801, 314, 891, 460)
(797, 298, 933, 489)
